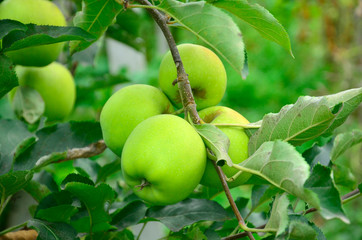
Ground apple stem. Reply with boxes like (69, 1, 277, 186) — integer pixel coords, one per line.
(136, 179, 151, 191)
(171, 108, 185, 115)
(226, 170, 243, 182)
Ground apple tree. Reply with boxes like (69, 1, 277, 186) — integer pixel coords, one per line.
(0, 0, 361, 239)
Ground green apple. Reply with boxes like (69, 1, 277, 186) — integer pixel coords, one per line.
(12, 62, 76, 121)
(100, 84, 174, 157)
(199, 106, 251, 189)
(0, 0, 66, 66)
(159, 43, 227, 110)
(121, 114, 207, 205)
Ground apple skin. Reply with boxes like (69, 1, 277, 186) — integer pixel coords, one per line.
(100, 84, 174, 157)
(199, 106, 251, 189)
(12, 62, 76, 121)
(0, 0, 66, 67)
(121, 114, 207, 206)
(159, 43, 227, 110)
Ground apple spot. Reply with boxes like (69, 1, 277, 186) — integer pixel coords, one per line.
(192, 87, 207, 99)
(202, 109, 223, 123)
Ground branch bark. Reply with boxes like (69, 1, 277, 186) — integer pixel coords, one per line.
(213, 161, 255, 240)
(55, 140, 106, 164)
(134, 0, 201, 124)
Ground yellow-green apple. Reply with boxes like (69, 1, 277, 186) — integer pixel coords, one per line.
(121, 114, 207, 205)
(100, 84, 174, 157)
(0, 0, 66, 66)
(11, 62, 76, 121)
(199, 106, 251, 189)
(159, 43, 227, 110)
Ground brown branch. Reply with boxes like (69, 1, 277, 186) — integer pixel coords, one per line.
(56, 140, 106, 163)
(134, 0, 201, 124)
(213, 161, 255, 240)
(0, 230, 37, 240)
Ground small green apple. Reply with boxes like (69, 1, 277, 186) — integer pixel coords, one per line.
(199, 106, 251, 189)
(100, 84, 174, 157)
(12, 62, 76, 122)
(159, 43, 227, 110)
(0, 0, 66, 66)
(121, 114, 207, 205)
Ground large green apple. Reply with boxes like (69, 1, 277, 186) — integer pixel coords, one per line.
(100, 84, 174, 157)
(159, 43, 227, 110)
(199, 106, 251, 189)
(121, 114, 207, 205)
(12, 62, 76, 121)
(0, 0, 66, 66)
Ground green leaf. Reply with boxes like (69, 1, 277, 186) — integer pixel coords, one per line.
(288, 215, 326, 240)
(24, 180, 51, 202)
(288, 221, 317, 240)
(0, 54, 18, 99)
(36, 205, 78, 223)
(333, 164, 357, 190)
(0, 19, 27, 40)
(33, 171, 60, 193)
(86, 230, 135, 240)
(13, 121, 103, 171)
(265, 193, 289, 235)
(158, 0, 245, 74)
(238, 140, 319, 208)
(304, 164, 349, 223)
(323, 88, 362, 134)
(70, 0, 123, 53)
(96, 158, 122, 183)
(0, 170, 33, 199)
(146, 198, 228, 232)
(111, 200, 148, 229)
(209, 0, 293, 56)
(35, 191, 78, 223)
(302, 139, 333, 168)
(331, 129, 362, 162)
(193, 123, 232, 166)
(28, 219, 79, 240)
(61, 173, 95, 188)
(2, 24, 96, 52)
(250, 185, 281, 214)
(0, 119, 33, 174)
(11, 86, 45, 124)
(65, 182, 116, 232)
(248, 96, 338, 155)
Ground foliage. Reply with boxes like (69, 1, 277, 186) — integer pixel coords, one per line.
(0, 0, 361, 239)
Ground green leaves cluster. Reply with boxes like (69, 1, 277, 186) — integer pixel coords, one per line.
(200, 87, 362, 238)
(0, 19, 95, 99)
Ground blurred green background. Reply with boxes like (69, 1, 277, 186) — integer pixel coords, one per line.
(0, 0, 361, 238)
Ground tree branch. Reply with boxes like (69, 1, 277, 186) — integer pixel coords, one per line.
(56, 140, 106, 163)
(212, 161, 255, 240)
(134, 0, 201, 124)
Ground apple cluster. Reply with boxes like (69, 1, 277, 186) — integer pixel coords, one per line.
(1, 0, 76, 122)
(100, 44, 250, 205)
